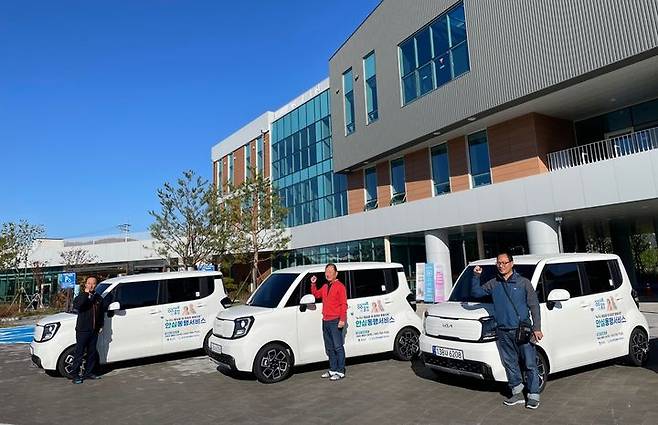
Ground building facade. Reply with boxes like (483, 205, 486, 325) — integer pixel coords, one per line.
(212, 0, 658, 296)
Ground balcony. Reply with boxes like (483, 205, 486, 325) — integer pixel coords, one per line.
(548, 127, 658, 171)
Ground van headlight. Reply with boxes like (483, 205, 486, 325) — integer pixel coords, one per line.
(39, 322, 60, 342)
(479, 316, 497, 342)
(232, 317, 254, 339)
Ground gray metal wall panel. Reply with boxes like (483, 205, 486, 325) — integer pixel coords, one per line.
(329, 0, 658, 171)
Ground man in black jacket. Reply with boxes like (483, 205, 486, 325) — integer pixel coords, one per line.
(70, 276, 104, 384)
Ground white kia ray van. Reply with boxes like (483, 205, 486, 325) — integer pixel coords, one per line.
(420, 253, 650, 392)
(207, 262, 422, 383)
(30, 271, 228, 378)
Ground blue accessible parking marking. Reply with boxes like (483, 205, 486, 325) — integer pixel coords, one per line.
(0, 325, 35, 344)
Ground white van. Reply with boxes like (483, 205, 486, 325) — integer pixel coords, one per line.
(207, 262, 422, 383)
(30, 271, 228, 378)
(420, 254, 650, 392)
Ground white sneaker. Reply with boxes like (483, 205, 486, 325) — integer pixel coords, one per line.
(329, 372, 345, 381)
(321, 371, 335, 378)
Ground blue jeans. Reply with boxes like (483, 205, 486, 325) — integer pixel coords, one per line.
(496, 328, 540, 399)
(322, 319, 345, 374)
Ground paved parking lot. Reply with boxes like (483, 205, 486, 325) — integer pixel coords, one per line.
(2, 307, 658, 425)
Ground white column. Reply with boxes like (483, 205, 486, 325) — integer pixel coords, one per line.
(384, 236, 392, 262)
(525, 214, 560, 255)
(424, 230, 453, 299)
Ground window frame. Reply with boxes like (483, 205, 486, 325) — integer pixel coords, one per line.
(466, 130, 492, 188)
(363, 51, 379, 125)
(389, 157, 407, 205)
(430, 143, 451, 196)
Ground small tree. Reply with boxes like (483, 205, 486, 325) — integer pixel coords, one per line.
(0, 220, 46, 311)
(149, 170, 229, 270)
(0, 232, 16, 271)
(225, 174, 290, 293)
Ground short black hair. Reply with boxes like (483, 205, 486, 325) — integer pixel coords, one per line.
(325, 263, 337, 272)
(497, 251, 514, 263)
(85, 275, 99, 284)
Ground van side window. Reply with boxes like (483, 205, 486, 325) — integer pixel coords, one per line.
(583, 260, 617, 295)
(166, 277, 202, 303)
(351, 269, 387, 299)
(542, 263, 583, 299)
(608, 260, 623, 288)
(199, 277, 215, 298)
(385, 269, 401, 293)
(114, 281, 159, 309)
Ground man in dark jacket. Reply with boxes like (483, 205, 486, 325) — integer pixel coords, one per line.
(471, 251, 543, 409)
(70, 276, 104, 384)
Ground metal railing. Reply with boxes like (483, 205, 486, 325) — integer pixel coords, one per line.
(548, 127, 658, 171)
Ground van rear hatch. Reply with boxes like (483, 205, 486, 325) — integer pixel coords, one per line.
(425, 302, 493, 342)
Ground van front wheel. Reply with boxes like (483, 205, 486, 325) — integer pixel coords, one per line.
(253, 343, 293, 384)
(393, 327, 420, 361)
(627, 327, 649, 366)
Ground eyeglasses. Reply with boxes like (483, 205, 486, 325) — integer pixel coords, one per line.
(496, 261, 512, 266)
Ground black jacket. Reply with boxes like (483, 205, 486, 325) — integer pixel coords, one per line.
(73, 292, 104, 332)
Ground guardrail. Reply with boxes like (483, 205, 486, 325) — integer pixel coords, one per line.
(548, 127, 658, 171)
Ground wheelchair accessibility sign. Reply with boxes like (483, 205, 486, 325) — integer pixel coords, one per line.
(58, 272, 77, 289)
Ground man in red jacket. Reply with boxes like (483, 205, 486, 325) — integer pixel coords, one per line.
(310, 263, 348, 381)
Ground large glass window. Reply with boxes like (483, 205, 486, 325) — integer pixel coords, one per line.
(363, 52, 378, 124)
(364, 167, 378, 210)
(343, 69, 355, 135)
(399, 2, 469, 105)
(467, 131, 491, 187)
(227, 152, 234, 187)
(271, 90, 347, 227)
(390, 158, 406, 205)
(431, 144, 450, 195)
(216, 160, 223, 194)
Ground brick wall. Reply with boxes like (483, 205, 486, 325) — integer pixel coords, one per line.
(234, 146, 246, 186)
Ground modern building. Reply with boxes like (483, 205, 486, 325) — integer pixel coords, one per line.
(212, 0, 658, 296)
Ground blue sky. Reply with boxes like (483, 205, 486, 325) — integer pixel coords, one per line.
(0, 0, 380, 238)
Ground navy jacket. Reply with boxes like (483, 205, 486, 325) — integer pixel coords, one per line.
(470, 270, 541, 331)
(72, 292, 104, 332)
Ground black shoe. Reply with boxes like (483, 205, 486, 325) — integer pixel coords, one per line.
(72, 377, 84, 384)
(84, 374, 101, 380)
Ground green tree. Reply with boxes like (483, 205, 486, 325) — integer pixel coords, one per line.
(0, 232, 16, 271)
(149, 170, 229, 270)
(225, 174, 290, 293)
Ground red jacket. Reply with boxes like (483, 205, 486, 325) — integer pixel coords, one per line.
(311, 280, 348, 322)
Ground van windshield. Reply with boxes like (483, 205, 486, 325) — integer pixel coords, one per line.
(247, 273, 299, 308)
(449, 265, 537, 303)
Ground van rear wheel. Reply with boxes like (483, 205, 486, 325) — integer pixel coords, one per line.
(627, 327, 649, 366)
(393, 327, 420, 361)
(253, 343, 293, 384)
(535, 350, 548, 393)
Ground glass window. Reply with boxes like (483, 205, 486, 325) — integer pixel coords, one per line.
(542, 263, 583, 298)
(584, 261, 617, 294)
(365, 167, 378, 210)
(431, 144, 450, 195)
(363, 51, 378, 124)
(351, 269, 387, 298)
(114, 281, 159, 310)
(227, 152, 234, 186)
(398, 2, 469, 105)
(216, 161, 223, 195)
(245, 144, 252, 179)
(631, 98, 658, 127)
(390, 158, 406, 203)
(257, 137, 264, 175)
(468, 131, 491, 187)
(431, 16, 450, 55)
(343, 69, 355, 135)
(248, 273, 300, 308)
(165, 277, 201, 304)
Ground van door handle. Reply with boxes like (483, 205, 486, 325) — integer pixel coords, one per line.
(615, 296, 623, 302)
(148, 310, 161, 315)
(195, 304, 206, 308)
(579, 303, 589, 309)
(384, 299, 393, 305)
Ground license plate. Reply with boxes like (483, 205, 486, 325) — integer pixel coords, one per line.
(432, 346, 463, 360)
(210, 342, 222, 354)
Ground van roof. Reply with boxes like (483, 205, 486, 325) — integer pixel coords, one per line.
(274, 262, 403, 274)
(469, 253, 619, 266)
(101, 270, 223, 285)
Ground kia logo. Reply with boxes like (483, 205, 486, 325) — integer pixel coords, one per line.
(442, 323, 453, 328)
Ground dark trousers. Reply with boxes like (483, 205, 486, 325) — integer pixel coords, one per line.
(71, 330, 99, 378)
(322, 319, 345, 374)
(496, 328, 540, 397)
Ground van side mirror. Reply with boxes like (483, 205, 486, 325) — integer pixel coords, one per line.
(107, 301, 121, 318)
(299, 294, 316, 312)
(546, 289, 570, 310)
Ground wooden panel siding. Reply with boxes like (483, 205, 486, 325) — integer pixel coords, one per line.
(404, 148, 432, 201)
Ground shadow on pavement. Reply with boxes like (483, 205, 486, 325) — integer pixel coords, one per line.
(98, 348, 209, 376)
(410, 357, 506, 395)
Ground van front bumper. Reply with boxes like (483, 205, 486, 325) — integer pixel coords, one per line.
(207, 334, 256, 373)
(29, 341, 60, 371)
(420, 334, 507, 382)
